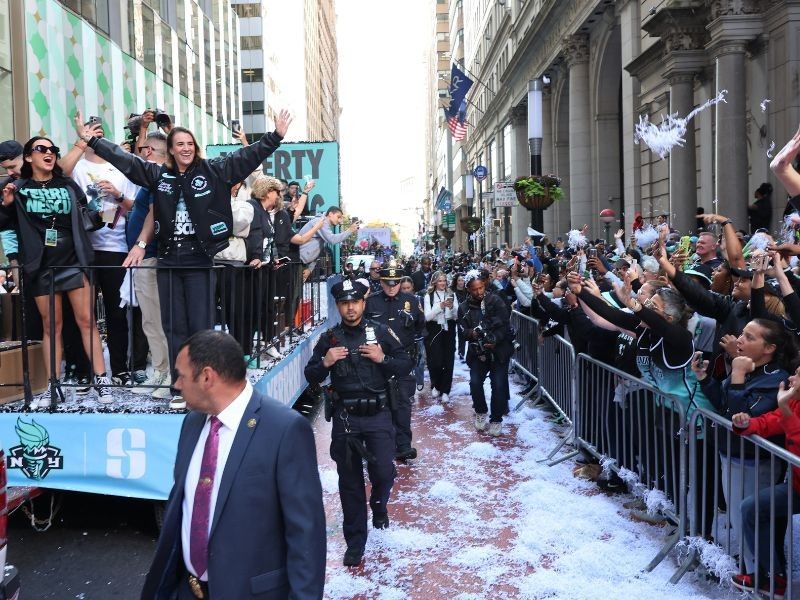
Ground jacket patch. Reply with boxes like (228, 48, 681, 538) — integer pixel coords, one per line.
(194, 190, 211, 197)
(157, 181, 173, 193)
(191, 175, 208, 191)
(210, 221, 228, 235)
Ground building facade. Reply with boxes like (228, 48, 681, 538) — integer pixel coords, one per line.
(2, 0, 242, 151)
(427, 0, 800, 252)
(232, 0, 340, 143)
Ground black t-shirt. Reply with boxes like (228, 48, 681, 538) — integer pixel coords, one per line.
(18, 181, 74, 234)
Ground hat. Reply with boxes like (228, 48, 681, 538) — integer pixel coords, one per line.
(379, 259, 403, 285)
(0, 140, 22, 161)
(331, 279, 368, 302)
(729, 266, 754, 279)
(684, 264, 713, 289)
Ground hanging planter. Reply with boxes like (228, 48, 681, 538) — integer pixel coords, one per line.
(514, 175, 564, 210)
(440, 225, 455, 240)
(460, 216, 482, 234)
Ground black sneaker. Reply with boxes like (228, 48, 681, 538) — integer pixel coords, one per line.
(372, 513, 390, 529)
(75, 376, 91, 396)
(343, 547, 363, 567)
(113, 372, 132, 386)
(395, 447, 417, 461)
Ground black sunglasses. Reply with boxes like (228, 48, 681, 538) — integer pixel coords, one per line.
(32, 144, 60, 156)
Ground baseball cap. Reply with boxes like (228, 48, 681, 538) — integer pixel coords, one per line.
(0, 140, 22, 161)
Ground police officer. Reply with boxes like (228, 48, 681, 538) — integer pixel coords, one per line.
(366, 259, 426, 460)
(305, 279, 412, 567)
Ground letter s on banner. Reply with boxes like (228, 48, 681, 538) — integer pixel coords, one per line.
(106, 428, 147, 479)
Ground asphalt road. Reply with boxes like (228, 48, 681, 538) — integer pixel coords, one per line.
(8, 491, 159, 599)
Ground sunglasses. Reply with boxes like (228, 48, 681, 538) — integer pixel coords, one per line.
(370, 268, 380, 271)
(138, 146, 152, 153)
(32, 144, 60, 155)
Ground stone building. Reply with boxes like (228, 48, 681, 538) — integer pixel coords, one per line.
(427, 0, 799, 251)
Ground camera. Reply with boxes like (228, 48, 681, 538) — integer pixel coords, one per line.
(125, 109, 173, 138)
(472, 324, 496, 360)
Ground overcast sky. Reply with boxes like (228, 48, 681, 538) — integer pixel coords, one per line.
(336, 1, 431, 251)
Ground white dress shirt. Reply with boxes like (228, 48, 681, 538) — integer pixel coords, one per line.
(424, 290, 458, 330)
(182, 381, 253, 580)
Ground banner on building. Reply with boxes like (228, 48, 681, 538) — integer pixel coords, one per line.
(206, 141, 341, 215)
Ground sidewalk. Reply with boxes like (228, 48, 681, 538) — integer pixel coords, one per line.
(312, 360, 736, 599)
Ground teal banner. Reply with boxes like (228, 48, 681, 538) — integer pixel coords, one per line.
(1, 413, 183, 500)
(206, 141, 341, 216)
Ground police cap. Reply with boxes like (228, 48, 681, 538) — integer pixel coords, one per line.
(379, 259, 403, 285)
(331, 279, 368, 302)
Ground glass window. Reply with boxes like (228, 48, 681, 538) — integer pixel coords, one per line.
(503, 123, 512, 181)
(243, 100, 264, 115)
(141, 4, 156, 73)
(240, 35, 262, 50)
(178, 41, 188, 97)
(192, 5, 202, 106)
(232, 3, 260, 18)
(242, 68, 262, 83)
(161, 22, 173, 86)
(488, 141, 496, 186)
(204, 16, 213, 115)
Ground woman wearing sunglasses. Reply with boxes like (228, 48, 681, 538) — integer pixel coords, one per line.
(0, 136, 110, 407)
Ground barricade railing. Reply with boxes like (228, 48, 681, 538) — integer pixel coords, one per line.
(510, 310, 538, 387)
(678, 407, 800, 597)
(2, 259, 327, 408)
(574, 354, 688, 572)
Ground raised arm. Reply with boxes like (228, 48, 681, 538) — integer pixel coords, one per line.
(771, 124, 800, 197)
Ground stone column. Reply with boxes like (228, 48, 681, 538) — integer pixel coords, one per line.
(540, 86, 556, 236)
(564, 33, 592, 231)
(668, 73, 699, 234)
(509, 104, 529, 243)
(618, 0, 642, 235)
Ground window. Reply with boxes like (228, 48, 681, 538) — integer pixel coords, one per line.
(240, 35, 262, 50)
(241, 68, 263, 83)
(161, 22, 173, 86)
(488, 141, 496, 186)
(59, 0, 110, 33)
(503, 123, 512, 181)
(232, 3, 260, 18)
(141, 4, 156, 74)
(243, 100, 264, 115)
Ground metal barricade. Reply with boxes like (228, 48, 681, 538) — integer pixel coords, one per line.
(677, 407, 800, 598)
(510, 310, 539, 391)
(574, 354, 688, 572)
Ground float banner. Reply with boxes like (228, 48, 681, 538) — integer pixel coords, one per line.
(206, 141, 341, 216)
(357, 227, 391, 248)
(254, 326, 325, 405)
(0, 413, 183, 500)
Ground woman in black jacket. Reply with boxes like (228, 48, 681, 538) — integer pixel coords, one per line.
(80, 111, 291, 409)
(0, 137, 110, 407)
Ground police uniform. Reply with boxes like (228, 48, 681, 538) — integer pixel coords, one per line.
(365, 260, 426, 460)
(304, 280, 413, 566)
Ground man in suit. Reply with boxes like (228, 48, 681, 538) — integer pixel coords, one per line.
(141, 330, 326, 599)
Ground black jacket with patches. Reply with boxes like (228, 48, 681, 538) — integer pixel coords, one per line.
(87, 132, 282, 258)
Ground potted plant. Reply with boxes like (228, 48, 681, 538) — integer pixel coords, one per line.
(514, 174, 564, 210)
(460, 216, 482, 234)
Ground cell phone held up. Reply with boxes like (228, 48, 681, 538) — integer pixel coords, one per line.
(587, 248, 598, 259)
(231, 119, 241, 135)
(89, 115, 102, 126)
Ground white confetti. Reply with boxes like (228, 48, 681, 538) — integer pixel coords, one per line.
(634, 90, 727, 159)
(760, 98, 771, 112)
(633, 224, 659, 249)
(767, 140, 776, 158)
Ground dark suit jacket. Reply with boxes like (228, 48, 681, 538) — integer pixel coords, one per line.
(411, 269, 430, 293)
(141, 390, 326, 599)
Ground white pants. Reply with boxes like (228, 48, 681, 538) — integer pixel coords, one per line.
(133, 257, 170, 373)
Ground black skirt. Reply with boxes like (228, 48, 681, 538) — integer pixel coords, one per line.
(28, 232, 85, 297)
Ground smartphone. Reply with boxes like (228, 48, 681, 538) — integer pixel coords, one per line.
(588, 248, 598, 259)
(231, 119, 241, 133)
(678, 235, 691, 254)
(89, 115, 102, 125)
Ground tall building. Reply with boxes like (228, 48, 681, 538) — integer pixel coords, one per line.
(426, 0, 800, 252)
(232, 0, 340, 142)
(1, 0, 242, 150)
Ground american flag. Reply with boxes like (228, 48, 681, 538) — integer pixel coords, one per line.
(448, 99, 468, 141)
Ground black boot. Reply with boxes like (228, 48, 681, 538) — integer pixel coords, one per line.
(372, 513, 390, 529)
(343, 547, 364, 567)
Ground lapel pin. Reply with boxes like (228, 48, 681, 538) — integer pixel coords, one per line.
(247, 418, 257, 429)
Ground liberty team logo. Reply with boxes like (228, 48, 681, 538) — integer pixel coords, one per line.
(7, 417, 64, 480)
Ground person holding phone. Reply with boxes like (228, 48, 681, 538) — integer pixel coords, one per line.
(424, 271, 458, 402)
(79, 109, 292, 409)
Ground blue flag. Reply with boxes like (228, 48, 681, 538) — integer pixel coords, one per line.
(436, 187, 453, 212)
(446, 64, 474, 118)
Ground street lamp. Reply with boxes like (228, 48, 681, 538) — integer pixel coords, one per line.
(600, 208, 616, 245)
(528, 79, 543, 232)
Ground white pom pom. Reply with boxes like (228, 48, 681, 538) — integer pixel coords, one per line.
(748, 232, 770, 251)
(634, 224, 659, 249)
(567, 229, 588, 250)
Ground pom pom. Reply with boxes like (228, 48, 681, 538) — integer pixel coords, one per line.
(633, 224, 659, 249)
(567, 229, 588, 250)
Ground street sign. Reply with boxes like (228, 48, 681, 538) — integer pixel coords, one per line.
(493, 181, 517, 207)
(473, 165, 488, 181)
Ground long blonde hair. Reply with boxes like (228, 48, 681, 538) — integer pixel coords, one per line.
(250, 174, 284, 210)
(426, 270, 448, 296)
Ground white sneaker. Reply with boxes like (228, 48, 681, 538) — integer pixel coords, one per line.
(31, 385, 53, 409)
(169, 395, 186, 410)
(132, 369, 168, 395)
(431, 388, 440, 398)
(94, 375, 114, 405)
(265, 346, 282, 360)
(488, 422, 502, 437)
(441, 393, 449, 403)
(474, 413, 488, 432)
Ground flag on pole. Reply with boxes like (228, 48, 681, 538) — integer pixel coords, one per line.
(448, 99, 467, 141)
(435, 187, 453, 212)
(446, 64, 474, 118)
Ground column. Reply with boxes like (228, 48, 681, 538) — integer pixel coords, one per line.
(619, 0, 642, 235)
(564, 33, 592, 230)
(509, 104, 530, 243)
(668, 73, 698, 234)
(540, 86, 556, 237)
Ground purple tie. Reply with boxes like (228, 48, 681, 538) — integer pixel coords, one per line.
(190, 416, 222, 577)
